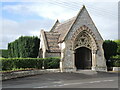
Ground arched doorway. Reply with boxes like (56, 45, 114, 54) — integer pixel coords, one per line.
(75, 47, 92, 69)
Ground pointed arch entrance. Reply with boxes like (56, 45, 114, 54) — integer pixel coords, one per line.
(71, 25, 98, 70)
(75, 47, 92, 69)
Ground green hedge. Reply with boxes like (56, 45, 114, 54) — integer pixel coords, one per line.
(1, 59, 14, 70)
(8, 36, 40, 58)
(103, 40, 117, 60)
(44, 57, 60, 69)
(107, 59, 120, 67)
(0, 49, 8, 58)
(0, 57, 60, 71)
(113, 60, 120, 67)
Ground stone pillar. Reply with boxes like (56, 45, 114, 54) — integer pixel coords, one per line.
(60, 50, 64, 72)
(43, 51, 46, 58)
(92, 50, 97, 71)
(42, 51, 46, 69)
(72, 50, 77, 71)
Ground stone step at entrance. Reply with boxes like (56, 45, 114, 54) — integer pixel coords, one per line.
(74, 70, 98, 75)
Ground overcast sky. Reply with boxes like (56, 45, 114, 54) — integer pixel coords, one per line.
(0, 0, 119, 49)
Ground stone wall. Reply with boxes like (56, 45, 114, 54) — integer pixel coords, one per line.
(61, 7, 107, 72)
(2, 69, 60, 80)
(45, 52, 61, 58)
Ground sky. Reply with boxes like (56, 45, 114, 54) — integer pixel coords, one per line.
(0, 0, 119, 49)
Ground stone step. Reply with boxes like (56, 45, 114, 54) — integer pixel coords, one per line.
(74, 70, 97, 75)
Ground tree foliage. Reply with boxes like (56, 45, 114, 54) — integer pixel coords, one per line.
(1, 57, 60, 71)
(103, 40, 118, 67)
(103, 40, 118, 60)
(0, 49, 8, 58)
(114, 40, 120, 55)
(8, 36, 40, 58)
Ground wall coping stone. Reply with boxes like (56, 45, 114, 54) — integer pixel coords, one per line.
(1, 69, 60, 81)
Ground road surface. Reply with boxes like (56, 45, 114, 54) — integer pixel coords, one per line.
(2, 71, 119, 88)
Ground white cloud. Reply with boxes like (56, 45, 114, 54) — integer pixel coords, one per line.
(3, 2, 79, 20)
(1, 0, 119, 2)
(1, 1, 118, 49)
(92, 15, 118, 40)
(1, 18, 54, 49)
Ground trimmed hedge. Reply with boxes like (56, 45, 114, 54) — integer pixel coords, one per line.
(0, 49, 8, 58)
(44, 57, 60, 69)
(113, 60, 120, 67)
(107, 59, 120, 67)
(8, 36, 40, 58)
(103, 40, 117, 60)
(0, 57, 60, 71)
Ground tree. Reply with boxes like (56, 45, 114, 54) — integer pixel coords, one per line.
(0, 49, 8, 58)
(8, 36, 40, 58)
(114, 40, 120, 55)
(103, 40, 118, 67)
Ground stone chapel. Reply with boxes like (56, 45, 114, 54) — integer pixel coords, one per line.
(38, 6, 107, 72)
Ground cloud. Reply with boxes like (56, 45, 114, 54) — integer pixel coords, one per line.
(1, 18, 54, 49)
(92, 15, 118, 40)
(1, 0, 119, 2)
(1, 1, 118, 49)
(2, 2, 79, 20)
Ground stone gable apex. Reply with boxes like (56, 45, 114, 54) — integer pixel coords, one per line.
(64, 5, 103, 41)
(50, 19, 60, 32)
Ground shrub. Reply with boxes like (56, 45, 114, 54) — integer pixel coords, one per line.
(114, 40, 120, 55)
(44, 57, 60, 69)
(0, 49, 8, 58)
(13, 58, 43, 69)
(8, 36, 40, 58)
(103, 40, 118, 60)
(107, 60, 114, 67)
(1, 58, 15, 70)
(1, 57, 60, 71)
(1, 58, 43, 70)
(103, 40, 118, 67)
(113, 60, 120, 67)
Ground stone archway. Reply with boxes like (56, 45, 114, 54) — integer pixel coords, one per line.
(71, 25, 98, 70)
(75, 47, 92, 69)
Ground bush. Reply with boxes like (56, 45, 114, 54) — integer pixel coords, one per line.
(112, 55, 120, 59)
(1, 57, 60, 71)
(1, 58, 15, 70)
(8, 36, 40, 58)
(113, 60, 120, 67)
(103, 40, 118, 60)
(44, 57, 60, 69)
(0, 49, 8, 58)
(103, 40, 118, 67)
(107, 60, 114, 67)
(114, 40, 120, 55)
(13, 58, 43, 69)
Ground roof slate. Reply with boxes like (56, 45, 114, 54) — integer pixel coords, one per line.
(53, 16, 76, 42)
(44, 32, 61, 52)
(42, 6, 87, 52)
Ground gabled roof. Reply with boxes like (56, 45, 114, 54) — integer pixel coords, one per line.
(44, 32, 60, 52)
(50, 19, 60, 32)
(62, 5, 86, 41)
(53, 16, 76, 42)
(40, 30, 48, 50)
(40, 5, 103, 52)
(51, 5, 86, 42)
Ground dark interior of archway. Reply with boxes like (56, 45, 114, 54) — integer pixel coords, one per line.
(75, 47, 92, 69)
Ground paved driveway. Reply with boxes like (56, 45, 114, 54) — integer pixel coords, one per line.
(2, 71, 119, 88)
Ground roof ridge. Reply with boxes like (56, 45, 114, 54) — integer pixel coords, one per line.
(41, 30, 49, 50)
(45, 31, 61, 34)
(59, 5, 86, 42)
(44, 31, 61, 52)
(60, 16, 76, 25)
(50, 19, 60, 32)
